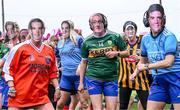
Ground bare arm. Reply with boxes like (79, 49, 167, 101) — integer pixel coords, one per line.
(50, 77, 60, 102)
(130, 56, 148, 80)
(130, 54, 174, 80)
(148, 54, 174, 69)
(105, 49, 129, 58)
(77, 59, 88, 91)
(50, 78, 59, 89)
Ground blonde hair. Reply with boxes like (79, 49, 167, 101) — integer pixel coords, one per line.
(61, 20, 79, 47)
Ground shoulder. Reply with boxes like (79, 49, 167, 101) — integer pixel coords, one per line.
(162, 28, 176, 38)
(107, 30, 119, 36)
(11, 40, 30, 52)
(85, 33, 94, 41)
(76, 35, 84, 41)
(43, 42, 54, 51)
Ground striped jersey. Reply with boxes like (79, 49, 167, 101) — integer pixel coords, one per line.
(3, 40, 58, 107)
(119, 36, 150, 91)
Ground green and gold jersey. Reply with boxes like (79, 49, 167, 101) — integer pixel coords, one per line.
(0, 43, 9, 58)
(0, 43, 9, 80)
(81, 30, 127, 81)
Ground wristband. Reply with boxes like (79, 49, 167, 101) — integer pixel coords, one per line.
(118, 52, 121, 57)
(55, 87, 60, 90)
(9, 85, 14, 88)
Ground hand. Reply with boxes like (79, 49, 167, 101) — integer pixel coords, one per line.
(78, 83, 84, 92)
(78, 90, 89, 109)
(137, 63, 147, 71)
(130, 72, 138, 81)
(54, 87, 61, 102)
(105, 51, 117, 58)
(8, 86, 16, 98)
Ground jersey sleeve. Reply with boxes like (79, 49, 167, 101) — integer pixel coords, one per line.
(77, 36, 84, 49)
(164, 35, 178, 55)
(81, 41, 89, 60)
(49, 48, 58, 79)
(3, 45, 22, 81)
(140, 36, 148, 57)
(116, 34, 127, 51)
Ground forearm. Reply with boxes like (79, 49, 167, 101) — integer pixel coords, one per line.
(148, 55, 174, 69)
(79, 60, 87, 84)
(50, 78, 59, 89)
(117, 50, 129, 57)
(149, 60, 172, 69)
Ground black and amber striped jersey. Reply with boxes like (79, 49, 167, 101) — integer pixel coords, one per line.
(118, 36, 150, 91)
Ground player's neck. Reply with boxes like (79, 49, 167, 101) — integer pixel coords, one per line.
(128, 37, 137, 45)
(31, 39, 42, 48)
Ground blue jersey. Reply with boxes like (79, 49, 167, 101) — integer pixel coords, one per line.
(57, 36, 83, 76)
(141, 28, 180, 75)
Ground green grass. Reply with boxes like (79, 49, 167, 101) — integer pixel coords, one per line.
(131, 103, 171, 110)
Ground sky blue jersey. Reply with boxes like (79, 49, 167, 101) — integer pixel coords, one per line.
(57, 36, 83, 76)
(141, 27, 180, 75)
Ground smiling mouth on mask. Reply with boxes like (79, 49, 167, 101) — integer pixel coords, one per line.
(128, 34, 133, 38)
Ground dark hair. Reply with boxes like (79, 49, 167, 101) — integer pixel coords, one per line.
(5, 21, 15, 31)
(143, 4, 166, 27)
(28, 18, 45, 30)
(61, 20, 71, 29)
(123, 21, 137, 32)
(147, 4, 165, 18)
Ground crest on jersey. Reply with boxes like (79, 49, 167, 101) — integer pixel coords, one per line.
(45, 56, 51, 64)
(29, 54, 35, 61)
(108, 40, 112, 45)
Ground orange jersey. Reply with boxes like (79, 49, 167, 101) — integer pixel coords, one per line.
(3, 40, 58, 107)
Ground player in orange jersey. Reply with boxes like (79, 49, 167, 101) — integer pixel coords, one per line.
(3, 18, 60, 110)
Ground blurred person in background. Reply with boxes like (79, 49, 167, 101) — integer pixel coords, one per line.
(19, 29, 29, 42)
(118, 21, 151, 110)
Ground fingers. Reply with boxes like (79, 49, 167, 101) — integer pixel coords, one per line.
(8, 87, 16, 98)
(105, 51, 116, 58)
(78, 89, 85, 93)
(54, 89, 61, 102)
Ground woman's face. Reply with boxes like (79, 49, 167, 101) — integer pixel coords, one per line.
(61, 22, 70, 39)
(6, 24, 15, 39)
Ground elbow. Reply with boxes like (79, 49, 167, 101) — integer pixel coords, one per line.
(165, 62, 173, 68)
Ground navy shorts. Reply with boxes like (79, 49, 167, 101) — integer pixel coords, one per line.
(148, 72, 180, 103)
(85, 77, 118, 96)
(60, 74, 81, 94)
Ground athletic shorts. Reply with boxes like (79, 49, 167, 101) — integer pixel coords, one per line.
(85, 77, 118, 96)
(60, 74, 81, 94)
(0, 78, 4, 93)
(148, 72, 180, 103)
(0, 77, 9, 107)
